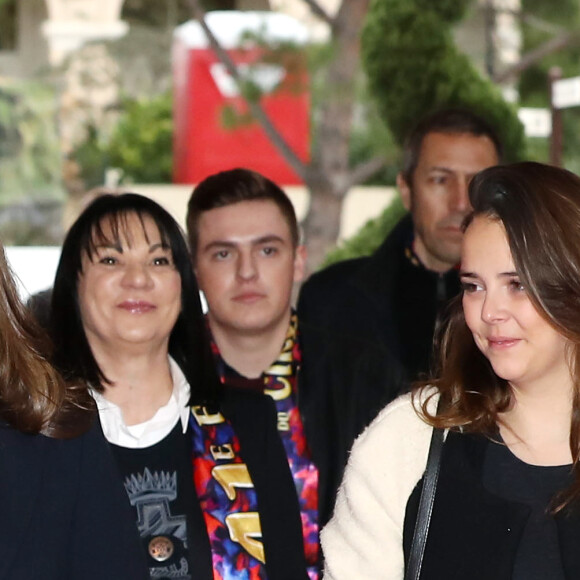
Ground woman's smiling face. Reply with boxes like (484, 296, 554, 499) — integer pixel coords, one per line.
(460, 215, 571, 392)
(77, 212, 182, 353)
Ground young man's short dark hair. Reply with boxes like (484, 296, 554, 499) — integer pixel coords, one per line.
(186, 168, 300, 256)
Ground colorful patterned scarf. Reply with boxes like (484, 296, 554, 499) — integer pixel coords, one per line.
(189, 405, 268, 579)
(211, 313, 320, 579)
(263, 313, 320, 579)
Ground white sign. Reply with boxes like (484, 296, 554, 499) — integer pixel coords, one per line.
(552, 76, 580, 109)
(518, 107, 551, 138)
(210, 63, 286, 98)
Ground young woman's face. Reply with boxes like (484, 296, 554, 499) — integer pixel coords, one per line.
(77, 212, 182, 354)
(460, 215, 571, 392)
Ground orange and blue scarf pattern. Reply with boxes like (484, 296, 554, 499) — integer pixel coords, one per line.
(189, 405, 268, 579)
(262, 313, 320, 579)
(211, 313, 320, 579)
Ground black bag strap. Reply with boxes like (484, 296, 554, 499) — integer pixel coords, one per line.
(405, 426, 444, 580)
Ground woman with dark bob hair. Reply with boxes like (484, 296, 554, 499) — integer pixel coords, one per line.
(322, 161, 580, 579)
(50, 193, 307, 579)
(0, 239, 148, 578)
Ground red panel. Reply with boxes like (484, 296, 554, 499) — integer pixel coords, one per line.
(173, 43, 310, 185)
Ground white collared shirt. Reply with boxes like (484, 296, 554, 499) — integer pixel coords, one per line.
(92, 357, 191, 449)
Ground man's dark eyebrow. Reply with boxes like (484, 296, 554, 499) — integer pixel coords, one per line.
(253, 235, 285, 245)
(202, 234, 286, 251)
(201, 240, 237, 252)
(429, 166, 480, 179)
(429, 166, 454, 173)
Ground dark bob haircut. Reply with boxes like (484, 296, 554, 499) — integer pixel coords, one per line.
(50, 193, 218, 406)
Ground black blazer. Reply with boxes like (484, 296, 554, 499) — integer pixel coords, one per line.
(0, 418, 149, 579)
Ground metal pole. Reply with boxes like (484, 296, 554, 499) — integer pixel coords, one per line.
(549, 66, 563, 167)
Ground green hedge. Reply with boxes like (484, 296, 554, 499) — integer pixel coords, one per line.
(362, 0, 526, 161)
(107, 92, 173, 184)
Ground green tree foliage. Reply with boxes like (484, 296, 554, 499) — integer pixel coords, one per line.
(107, 93, 173, 183)
(0, 80, 63, 203)
(362, 0, 526, 161)
(320, 0, 528, 267)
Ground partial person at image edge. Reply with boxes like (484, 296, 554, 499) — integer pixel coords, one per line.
(0, 239, 148, 579)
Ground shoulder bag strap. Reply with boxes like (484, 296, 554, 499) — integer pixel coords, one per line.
(404, 426, 444, 580)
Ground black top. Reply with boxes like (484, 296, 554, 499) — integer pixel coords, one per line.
(110, 421, 204, 579)
(483, 439, 573, 580)
(403, 431, 580, 580)
(110, 389, 308, 580)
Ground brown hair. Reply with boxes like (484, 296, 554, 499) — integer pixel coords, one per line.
(186, 168, 300, 257)
(0, 243, 94, 438)
(418, 161, 580, 509)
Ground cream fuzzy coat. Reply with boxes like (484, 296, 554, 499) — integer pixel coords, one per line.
(321, 392, 438, 579)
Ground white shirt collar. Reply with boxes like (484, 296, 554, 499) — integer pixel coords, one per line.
(92, 357, 191, 449)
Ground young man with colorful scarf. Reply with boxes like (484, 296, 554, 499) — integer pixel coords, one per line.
(187, 168, 406, 579)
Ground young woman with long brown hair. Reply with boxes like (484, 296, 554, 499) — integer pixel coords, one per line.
(322, 162, 580, 580)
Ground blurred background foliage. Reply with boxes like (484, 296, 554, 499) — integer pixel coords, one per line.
(107, 93, 173, 183)
(362, 0, 526, 162)
(2, 0, 575, 252)
(519, 0, 580, 173)
(0, 80, 63, 203)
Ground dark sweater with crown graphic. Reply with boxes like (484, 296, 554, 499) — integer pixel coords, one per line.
(110, 422, 210, 580)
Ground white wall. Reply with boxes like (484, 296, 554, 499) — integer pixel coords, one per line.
(5, 246, 61, 300)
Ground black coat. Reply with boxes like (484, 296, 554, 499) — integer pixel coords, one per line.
(298, 320, 407, 526)
(403, 431, 580, 580)
(298, 214, 461, 381)
(0, 418, 149, 580)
